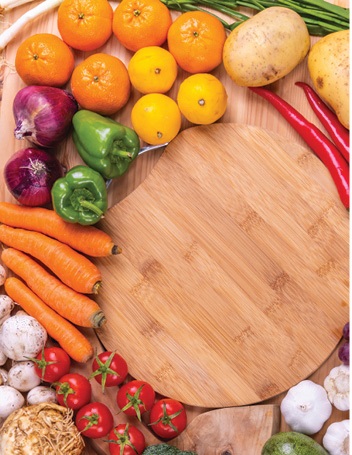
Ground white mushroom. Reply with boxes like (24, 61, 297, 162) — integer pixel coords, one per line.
(0, 348, 7, 367)
(0, 313, 47, 361)
(27, 385, 57, 406)
(8, 361, 41, 392)
(0, 266, 6, 287)
(0, 295, 14, 326)
(0, 385, 25, 419)
(0, 368, 8, 386)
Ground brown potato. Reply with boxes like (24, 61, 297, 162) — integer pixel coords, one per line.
(223, 7, 310, 87)
(308, 30, 350, 130)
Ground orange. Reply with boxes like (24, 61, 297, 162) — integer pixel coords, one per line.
(58, 0, 113, 52)
(15, 33, 74, 87)
(177, 73, 227, 125)
(131, 93, 181, 145)
(167, 11, 226, 74)
(70, 53, 131, 116)
(112, 0, 172, 52)
(128, 46, 178, 94)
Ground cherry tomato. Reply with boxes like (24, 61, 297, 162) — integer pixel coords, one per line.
(149, 398, 187, 439)
(91, 351, 128, 392)
(75, 401, 114, 439)
(55, 373, 92, 410)
(108, 423, 145, 455)
(33, 347, 71, 383)
(116, 380, 155, 421)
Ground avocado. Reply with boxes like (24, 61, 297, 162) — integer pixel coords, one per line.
(261, 432, 328, 455)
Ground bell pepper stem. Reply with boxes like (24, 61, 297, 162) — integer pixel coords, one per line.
(114, 150, 134, 160)
(79, 199, 104, 217)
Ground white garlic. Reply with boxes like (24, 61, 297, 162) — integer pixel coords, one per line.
(280, 379, 332, 435)
(324, 365, 350, 411)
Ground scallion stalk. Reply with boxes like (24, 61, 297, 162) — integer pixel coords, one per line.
(161, 0, 349, 35)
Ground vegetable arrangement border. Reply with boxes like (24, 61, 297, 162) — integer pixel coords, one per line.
(0, 0, 350, 52)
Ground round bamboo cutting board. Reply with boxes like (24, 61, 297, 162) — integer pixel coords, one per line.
(95, 123, 349, 408)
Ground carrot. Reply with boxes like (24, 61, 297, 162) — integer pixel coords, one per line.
(0, 225, 102, 294)
(2, 248, 106, 329)
(4, 277, 94, 363)
(0, 202, 121, 257)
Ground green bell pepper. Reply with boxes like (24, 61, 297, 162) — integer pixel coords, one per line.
(72, 110, 140, 180)
(51, 165, 108, 225)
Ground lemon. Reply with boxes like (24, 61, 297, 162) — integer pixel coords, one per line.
(128, 46, 178, 94)
(131, 93, 182, 145)
(177, 73, 228, 125)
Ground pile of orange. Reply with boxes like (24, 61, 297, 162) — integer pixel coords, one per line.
(112, 0, 172, 52)
(167, 11, 227, 74)
(57, 0, 113, 52)
(14, 0, 228, 143)
(15, 33, 75, 87)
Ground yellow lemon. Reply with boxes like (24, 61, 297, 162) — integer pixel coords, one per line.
(128, 46, 178, 94)
(177, 73, 228, 125)
(131, 93, 182, 145)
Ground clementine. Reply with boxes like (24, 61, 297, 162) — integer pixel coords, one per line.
(70, 53, 131, 116)
(167, 11, 227, 74)
(177, 73, 228, 124)
(58, 0, 113, 52)
(131, 93, 181, 145)
(15, 33, 75, 87)
(112, 0, 172, 52)
(128, 46, 178, 94)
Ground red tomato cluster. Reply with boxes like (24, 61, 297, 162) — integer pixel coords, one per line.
(35, 347, 188, 454)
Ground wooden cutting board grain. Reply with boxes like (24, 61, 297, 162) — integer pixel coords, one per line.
(95, 123, 349, 408)
(171, 405, 280, 453)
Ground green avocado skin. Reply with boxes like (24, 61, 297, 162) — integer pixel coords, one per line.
(261, 432, 329, 455)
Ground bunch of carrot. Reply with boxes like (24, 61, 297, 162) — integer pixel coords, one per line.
(0, 202, 121, 363)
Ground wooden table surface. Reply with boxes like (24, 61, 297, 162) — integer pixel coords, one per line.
(0, 1, 349, 454)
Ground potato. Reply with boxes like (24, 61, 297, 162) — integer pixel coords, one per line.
(308, 30, 349, 130)
(223, 7, 310, 87)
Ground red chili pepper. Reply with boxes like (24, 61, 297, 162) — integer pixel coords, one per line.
(249, 86, 349, 210)
(296, 81, 350, 163)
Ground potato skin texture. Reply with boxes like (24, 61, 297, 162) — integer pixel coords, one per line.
(308, 30, 349, 130)
(222, 7, 310, 87)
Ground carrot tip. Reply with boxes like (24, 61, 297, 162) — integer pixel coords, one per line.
(93, 281, 102, 294)
(112, 245, 122, 255)
(92, 311, 107, 329)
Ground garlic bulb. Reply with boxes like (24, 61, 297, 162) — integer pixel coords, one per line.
(324, 365, 350, 411)
(280, 380, 332, 435)
(323, 420, 350, 455)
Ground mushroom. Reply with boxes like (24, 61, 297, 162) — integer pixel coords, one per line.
(27, 385, 58, 406)
(0, 295, 14, 326)
(8, 361, 41, 392)
(0, 312, 47, 361)
(0, 385, 25, 420)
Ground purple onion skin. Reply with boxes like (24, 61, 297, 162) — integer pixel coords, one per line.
(4, 147, 64, 207)
(13, 85, 79, 148)
(338, 342, 349, 365)
(343, 322, 349, 341)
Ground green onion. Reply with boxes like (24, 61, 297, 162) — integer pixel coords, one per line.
(161, 0, 349, 35)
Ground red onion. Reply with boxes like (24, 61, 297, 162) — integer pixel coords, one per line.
(4, 148, 64, 207)
(338, 342, 349, 365)
(343, 322, 349, 341)
(13, 85, 79, 148)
